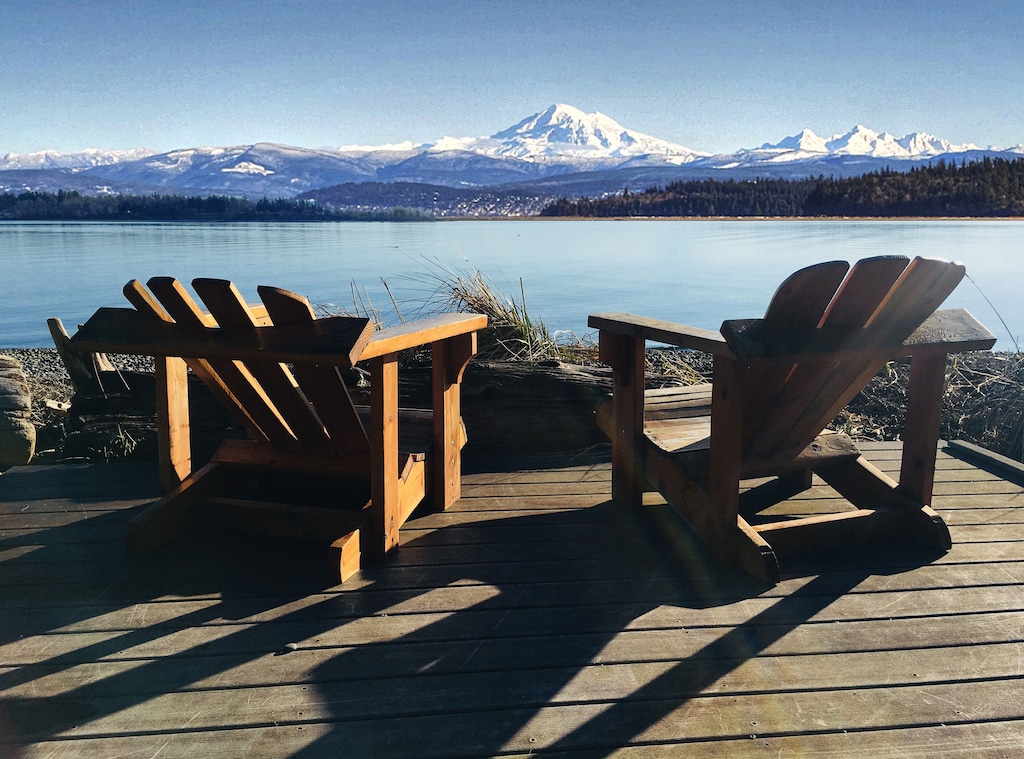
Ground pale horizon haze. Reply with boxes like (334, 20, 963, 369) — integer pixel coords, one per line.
(3, 0, 1023, 155)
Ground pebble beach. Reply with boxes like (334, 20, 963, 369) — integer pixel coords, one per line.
(2, 346, 153, 383)
(0, 348, 155, 430)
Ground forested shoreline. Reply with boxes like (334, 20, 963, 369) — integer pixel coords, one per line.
(4, 157, 1024, 220)
(540, 157, 1024, 218)
(0, 190, 430, 221)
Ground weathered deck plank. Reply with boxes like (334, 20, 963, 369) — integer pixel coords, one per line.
(2, 442, 1024, 757)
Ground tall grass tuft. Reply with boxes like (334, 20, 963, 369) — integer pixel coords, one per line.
(399, 258, 595, 362)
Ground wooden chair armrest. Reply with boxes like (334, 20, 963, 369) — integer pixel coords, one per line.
(897, 308, 997, 355)
(589, 312, 735, 357)
(359, 313, 488, 360)
(721, 308, 996, 365)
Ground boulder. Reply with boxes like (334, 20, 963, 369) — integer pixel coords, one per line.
(0, 356, 35, 469)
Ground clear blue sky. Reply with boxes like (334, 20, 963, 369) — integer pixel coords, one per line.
(2, 0, 1022, 154)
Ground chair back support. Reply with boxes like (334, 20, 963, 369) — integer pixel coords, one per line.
(734, 256, 965, 460)
(129, 277, 374, 459)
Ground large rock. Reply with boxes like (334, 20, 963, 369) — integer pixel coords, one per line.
(0, 356, 35, 469)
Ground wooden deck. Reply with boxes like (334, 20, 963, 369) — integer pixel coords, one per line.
(2, 442, 1024, 757)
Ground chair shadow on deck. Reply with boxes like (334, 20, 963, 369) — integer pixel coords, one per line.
(0, 460, 945, 757)
(0, 489, 345, 749)
(289, 455, 944, 755)
(302, 499, 947, 753)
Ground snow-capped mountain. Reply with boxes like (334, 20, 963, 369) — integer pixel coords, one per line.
(80, 143, 377, 196)
(1, 104, 1018, 202)
(760, 128, 829, 153)
(343, 103, 703, 173)
(483, 103, 702, 160)
(759, 125, 979, 159)
(0, 148, 155, 171)
(334, 103, 725, 186)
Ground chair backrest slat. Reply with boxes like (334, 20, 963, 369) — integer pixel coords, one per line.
(739, 260, 850, 451)
(867, 257, 966, 332)
(817, 256, 913, 329)
(144, 277, 301, 451)
(762, 261, 850, 327)
(191, 278, 336, 456)
(777, 257, 964, 452)
(126, 278, 264, 438)
(257, 285, 371, 458)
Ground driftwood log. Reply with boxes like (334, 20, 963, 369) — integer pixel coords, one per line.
(380, 359, 613, 451)
(62, 370, 239, 463)
(0, 355, 35, 469)
(59, 360, 616, 462)
(48, 318, 116, 392)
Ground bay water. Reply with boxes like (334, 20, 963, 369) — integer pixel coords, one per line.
(1, 219, 1020, 349)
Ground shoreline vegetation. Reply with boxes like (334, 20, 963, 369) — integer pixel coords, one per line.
(2, 157, 1023, 221)
(0, 191, 432, 222)
(541, 157, 1024, 218)
(5, 262, 1023, 466)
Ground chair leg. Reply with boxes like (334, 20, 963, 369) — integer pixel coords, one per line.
(432, 333, 476, 511)
(155, 355, 192, 491)
(704, 357, 744, 560)
(599, 331, 647, 508)
(369, 354, 400, 559)
(329, 531, 362, 583)
(778, 468, 813, 492)
(899, 351, 948, 506)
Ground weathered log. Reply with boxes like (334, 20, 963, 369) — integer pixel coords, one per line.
(48, 317, 117, 393)
(373, 360, 613, 451)
(0, 355, 35, 469)
(63, 361, 616, 460)
(63, 371, 239, 462)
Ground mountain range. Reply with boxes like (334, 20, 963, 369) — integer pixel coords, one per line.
(2, 104, 1022, 215)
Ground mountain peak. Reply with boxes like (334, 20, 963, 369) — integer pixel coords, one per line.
(898, 131, 979, 155)
(488, 103, 699, 159)
(760, 124, 982, 159)
(761, 128, 827, 153)
(492, 104, 627, 146)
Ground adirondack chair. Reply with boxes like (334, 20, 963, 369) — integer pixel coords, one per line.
(590, 256, 996, 583)
(71, 277, 486, 581)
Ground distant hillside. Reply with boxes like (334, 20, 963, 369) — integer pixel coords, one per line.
(0, 191, 429, 221)
(540, 157, 1024, 217)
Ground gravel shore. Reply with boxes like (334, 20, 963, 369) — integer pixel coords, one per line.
(2, 347, 1020, 464)
(0, 348, 155, 433)
(0, 348, 155, 383)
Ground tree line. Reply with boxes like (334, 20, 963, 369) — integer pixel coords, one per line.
(539, 156, 1024, 217)
(0, 190, 431, 221)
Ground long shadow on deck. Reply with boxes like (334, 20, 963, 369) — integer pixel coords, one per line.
(0, 460, 941, 757)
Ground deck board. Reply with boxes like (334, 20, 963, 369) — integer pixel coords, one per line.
(2, 443, 1024, 757)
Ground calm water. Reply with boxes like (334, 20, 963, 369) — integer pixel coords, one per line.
(1, 219, 1021, 349)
